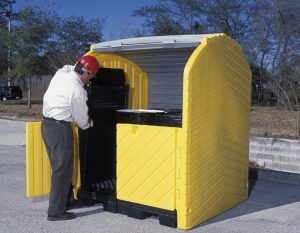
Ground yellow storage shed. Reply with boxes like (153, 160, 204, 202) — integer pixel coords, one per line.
(26, 33, 252, 229)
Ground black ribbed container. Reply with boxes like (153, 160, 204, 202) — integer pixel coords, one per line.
(79, 68, 128, 193)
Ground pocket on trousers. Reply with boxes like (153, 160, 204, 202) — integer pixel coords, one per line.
(41, 121, 66, 147)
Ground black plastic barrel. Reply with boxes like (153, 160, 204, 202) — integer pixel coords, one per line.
(116, 109, 182, 127)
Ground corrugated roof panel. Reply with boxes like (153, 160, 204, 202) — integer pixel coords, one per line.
(118, 48, 193, 109)
(91, 36, 204, 109)
(92, 35, 207, 52)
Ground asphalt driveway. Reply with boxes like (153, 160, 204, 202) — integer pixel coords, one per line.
(0, 119, 300, 233)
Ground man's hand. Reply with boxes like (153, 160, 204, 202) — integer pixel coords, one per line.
(89, 119, 94, 128)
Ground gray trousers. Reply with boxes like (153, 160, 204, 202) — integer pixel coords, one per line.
(41, 120, 74, 216)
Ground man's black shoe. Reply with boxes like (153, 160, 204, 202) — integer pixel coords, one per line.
(47, 211, 76, 221)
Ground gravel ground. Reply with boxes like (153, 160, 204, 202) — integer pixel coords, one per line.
(250, 106, 299, 138)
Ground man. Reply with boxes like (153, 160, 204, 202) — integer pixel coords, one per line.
(41, 55, 100, 221)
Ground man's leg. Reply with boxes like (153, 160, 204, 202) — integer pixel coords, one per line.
(41, 121, 74, 217)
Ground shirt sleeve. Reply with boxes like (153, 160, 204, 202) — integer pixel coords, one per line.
(70, 91, 90, 130)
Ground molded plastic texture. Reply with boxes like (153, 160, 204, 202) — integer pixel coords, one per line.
(116, 124, 179, 211)
(26, 123, 80, 198)
(176, 33, 252, 229)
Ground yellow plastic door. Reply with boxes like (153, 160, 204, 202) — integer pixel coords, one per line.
(117, 124, 177, 210)
(26, 122, 80, 198)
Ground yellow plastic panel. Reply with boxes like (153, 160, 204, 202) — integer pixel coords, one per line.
(177, 34, 252, 229)
(116, 124, 177, 210)
(26, 122, 80, 198)
(86, 51, 149, 109)
(71, 126, 80, 194)
(26, 122, 51, 197)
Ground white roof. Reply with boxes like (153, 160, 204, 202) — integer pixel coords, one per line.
(91, 34, 211, 52)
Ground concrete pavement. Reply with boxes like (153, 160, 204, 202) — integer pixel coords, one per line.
(0, 119, 26, 146)
(0, 119, 300, 233)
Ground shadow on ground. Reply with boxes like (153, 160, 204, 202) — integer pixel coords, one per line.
(197, 169, 300, 228)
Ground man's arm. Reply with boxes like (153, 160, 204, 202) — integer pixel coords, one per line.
(70, 93, 92, 130)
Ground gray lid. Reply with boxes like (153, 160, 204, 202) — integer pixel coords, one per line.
(117, 109, 164, 113)
(91, 34, 210, 52)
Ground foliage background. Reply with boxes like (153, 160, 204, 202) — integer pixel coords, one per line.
(1, 0, 299, 84)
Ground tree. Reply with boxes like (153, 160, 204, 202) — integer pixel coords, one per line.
(132, 0, 208, 36)
(272, 72, 300, 136)
(0, 0, 15, 80)
(9, 5, 59, 81)
(271, 0, 300, 80)
(46, 15, 104, 71)
(247, 0, 299, 79)
(0, 0, 14, 12)
(241, 0, 300, 134)
(206, 0, 254, 43)
(132, 0, 255, 40)
(6, 4, 104, 83)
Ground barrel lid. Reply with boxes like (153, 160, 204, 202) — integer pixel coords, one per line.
(116, 109, 164, 114)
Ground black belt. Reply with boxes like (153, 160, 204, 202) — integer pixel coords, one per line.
(43, 116, 70, 124)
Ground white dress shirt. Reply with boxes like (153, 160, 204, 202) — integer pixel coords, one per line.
(43, 65, 91, 129)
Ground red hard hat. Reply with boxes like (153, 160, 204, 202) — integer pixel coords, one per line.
(78, 55, 100, 77)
